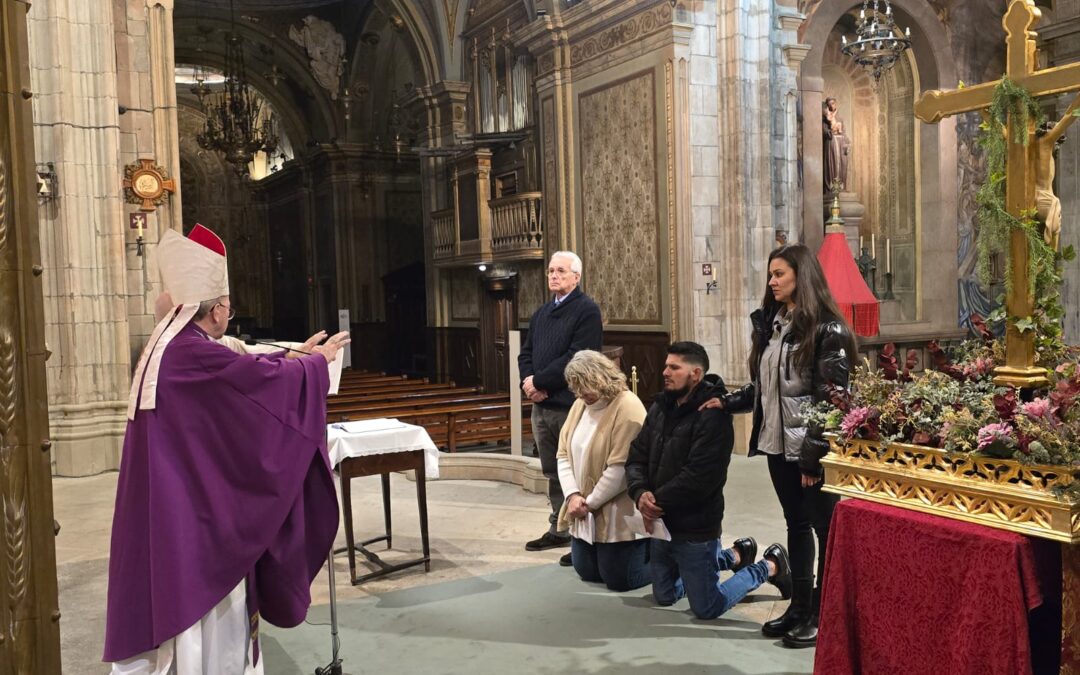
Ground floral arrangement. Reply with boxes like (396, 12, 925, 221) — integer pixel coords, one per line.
(803, 317, 1080, 469)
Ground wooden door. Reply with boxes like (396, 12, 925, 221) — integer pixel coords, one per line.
(0, 1, 62, 669)
(478, 273, 518, 393)
(268, 195, 310, 340)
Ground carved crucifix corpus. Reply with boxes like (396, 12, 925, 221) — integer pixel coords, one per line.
(914, 0, 1080, 388)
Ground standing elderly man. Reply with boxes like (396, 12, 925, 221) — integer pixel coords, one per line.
(104, 225, 349, 674)
(519, 251, 603, 562)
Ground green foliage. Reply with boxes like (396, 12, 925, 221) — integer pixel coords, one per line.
(974, 78, 1068, 367)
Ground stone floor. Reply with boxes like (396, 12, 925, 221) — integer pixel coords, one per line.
(54, 454, 811, 674)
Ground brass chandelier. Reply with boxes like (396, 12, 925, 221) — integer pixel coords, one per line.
(196, 0, 278, 175)
(841, 0, 912, 82)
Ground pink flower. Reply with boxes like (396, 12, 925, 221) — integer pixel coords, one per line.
(976, 422, 1015, 451)
(1021, 398, 1052, 420)
(840, 407, 872, 439)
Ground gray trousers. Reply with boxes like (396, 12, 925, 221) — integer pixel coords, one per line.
(531, 404, 570, 536)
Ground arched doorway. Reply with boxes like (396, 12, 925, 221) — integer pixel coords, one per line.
(799, 0, 958, 334)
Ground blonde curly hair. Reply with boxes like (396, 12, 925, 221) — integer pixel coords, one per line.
(564, 349, 627, 401)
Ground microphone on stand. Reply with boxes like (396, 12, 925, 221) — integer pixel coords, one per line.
(243, 337, 312, 356)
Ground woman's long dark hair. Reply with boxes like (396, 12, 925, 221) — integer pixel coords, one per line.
(748, 243, 858, 380)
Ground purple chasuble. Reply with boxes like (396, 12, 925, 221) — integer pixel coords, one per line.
(103, 322, 339, 663)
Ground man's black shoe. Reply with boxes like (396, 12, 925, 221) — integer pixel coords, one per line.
(763, 543, 792, 600)
(559, 552, 573, 567)
(730, 537, 758, 572)
(525, 532, 571, 551)
(782, 616, 819, 648)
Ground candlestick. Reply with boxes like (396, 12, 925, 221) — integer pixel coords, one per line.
(886, 238, 892, 273)
(871, 233, 876, 260)
(711, 267, 716, 282)
(883, 272, 895, 300)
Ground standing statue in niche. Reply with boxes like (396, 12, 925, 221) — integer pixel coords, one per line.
(823, 97, 851, 193)
(289, 15, 346, 100)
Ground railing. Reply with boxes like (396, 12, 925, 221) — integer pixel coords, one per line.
(432, 208, 455, 259)
(489, 192, 543, 254)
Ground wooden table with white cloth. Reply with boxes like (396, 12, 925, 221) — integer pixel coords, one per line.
(327, 419, 441, 584)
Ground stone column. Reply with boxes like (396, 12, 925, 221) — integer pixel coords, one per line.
(29, 0, 131, 476)
(707, 0, 790, 384)
(123, 0, 182, 358)
(0, 0, 62, 668)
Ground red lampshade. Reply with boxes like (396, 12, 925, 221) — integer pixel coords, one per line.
(816, 231, 879, 337)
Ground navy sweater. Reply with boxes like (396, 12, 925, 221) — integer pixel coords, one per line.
(518, 287, 603, 410)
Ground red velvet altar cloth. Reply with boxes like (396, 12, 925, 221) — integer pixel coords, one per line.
(816, 231, 879, 337)
(815, 500, 1062, 675)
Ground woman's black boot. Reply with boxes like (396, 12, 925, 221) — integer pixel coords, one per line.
(762, 580, 810, 638)
(781, 587, 821, 648)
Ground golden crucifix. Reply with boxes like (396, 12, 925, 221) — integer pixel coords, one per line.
(914, 0, 1080, 389)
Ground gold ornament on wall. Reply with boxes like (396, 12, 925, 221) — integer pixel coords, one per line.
(122, 159, 177, 212)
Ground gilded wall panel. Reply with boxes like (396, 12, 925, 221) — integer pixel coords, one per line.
(579, 71, 662, 326)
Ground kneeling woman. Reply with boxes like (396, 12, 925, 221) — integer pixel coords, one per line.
(557, 350, 651, 591)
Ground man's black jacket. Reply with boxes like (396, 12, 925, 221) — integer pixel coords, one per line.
(625, 374, 733, 541)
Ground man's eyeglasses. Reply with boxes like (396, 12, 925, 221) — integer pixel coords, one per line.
(215, 303, 236, 321)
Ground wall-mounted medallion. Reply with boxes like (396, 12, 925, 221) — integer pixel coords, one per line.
(123, 159, 177, 212)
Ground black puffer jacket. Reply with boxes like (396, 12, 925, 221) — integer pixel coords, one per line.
(625, 374, 733, 541)
(724, 308, 853, 477)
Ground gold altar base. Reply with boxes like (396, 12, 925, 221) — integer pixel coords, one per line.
(821, 435, 1080, 544)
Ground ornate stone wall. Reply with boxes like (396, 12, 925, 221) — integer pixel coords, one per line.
(579, 71, 662, 327)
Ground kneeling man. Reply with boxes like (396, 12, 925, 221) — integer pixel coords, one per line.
(625, 342, 791, 619)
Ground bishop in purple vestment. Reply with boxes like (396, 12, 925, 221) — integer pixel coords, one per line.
(103, 225, 347, 671)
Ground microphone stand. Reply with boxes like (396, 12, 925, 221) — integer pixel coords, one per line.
(313, 547, 348, 675)
(315, 426, 350, 675)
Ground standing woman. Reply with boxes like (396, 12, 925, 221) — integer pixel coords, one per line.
(706, 244, 856, 647)
(557, 350, 651, 592)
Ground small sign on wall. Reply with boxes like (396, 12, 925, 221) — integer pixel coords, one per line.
(702, 263, 718, 294)
(129, 212, 147, 234)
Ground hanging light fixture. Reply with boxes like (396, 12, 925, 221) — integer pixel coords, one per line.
(841, 0, 911, 83)
(196, 0, 278, 176)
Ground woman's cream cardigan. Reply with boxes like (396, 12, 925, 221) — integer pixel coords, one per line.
(555, 389, 647, 542)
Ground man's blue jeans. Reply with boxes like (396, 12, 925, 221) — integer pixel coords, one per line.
(650, 538, 770, 619)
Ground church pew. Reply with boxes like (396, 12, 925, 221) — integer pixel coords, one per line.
(339, 370, 388, 380)
(328, 393, 509, 417)
(336, 375, 438, 393)
(328, 386, 482, 407)
(335, 375, 414, 389)
(330, 382, 457, 399)
(333, 401, 533, 452)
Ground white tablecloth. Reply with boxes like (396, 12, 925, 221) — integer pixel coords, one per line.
(327, 419, 440, 479)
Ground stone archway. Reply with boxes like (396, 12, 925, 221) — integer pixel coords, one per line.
(799, 0, 958, 334)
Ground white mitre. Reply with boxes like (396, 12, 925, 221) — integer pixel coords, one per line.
(127, 224, 230, 419)
(158, 224, 230, 304)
